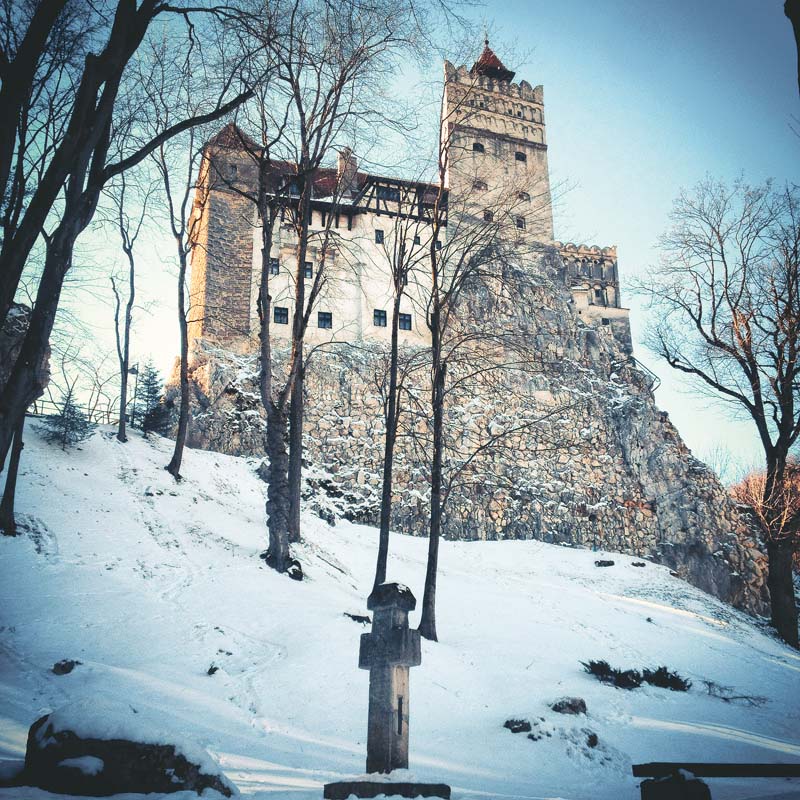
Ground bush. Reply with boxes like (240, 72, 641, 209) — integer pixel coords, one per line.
(581, 659, 642, 689)
(642, 666, 692, 691)
(582, 660, 690, 691)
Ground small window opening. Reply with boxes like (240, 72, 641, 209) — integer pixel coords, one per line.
(269, 258, 280, 276)
(374, 309, 387, 327)
(398, 313, 412, 331)
(397, 696, 404, 735)
(515, 151, 527, 162)
(515, 216, 526, 230)
(413, 235, 421, 245)
(473, 180, 488, 191)
(318, 311, 332, 329)
(483, 210, 494, 222)
(375, 229, 384, 244)
(274, 306, 289, 325)
(602, 317, 611, 326)
(518, 191, 530, 201)
(304, 262, 313, 279)
(472, 142, 485, 153)
(435, 239, 442, 251)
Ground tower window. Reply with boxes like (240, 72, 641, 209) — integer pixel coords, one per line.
(515, 216, 526, 229)
(269, 258, 280, 275)
(397, 696, 404, 735)
(473, 180, 488, 191)
(274, 306, 289, 324)
(472, 142, 485, 153)
(515, 151, 527, 162)
(318, 311, 333, 329)
(517, 110, 522, 118)
(375, 229, 384, 244)
(518, 191, 530, 201)
(435, 239, 442, 251)
(398, 313, 412, 331)
(483, 210, 494, 222)
(304, 262, 313, 279)
(413, 235, 421, 245)
(374, 309, 387, 327)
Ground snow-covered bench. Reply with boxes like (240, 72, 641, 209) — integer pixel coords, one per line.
(632, 762, 800, 799)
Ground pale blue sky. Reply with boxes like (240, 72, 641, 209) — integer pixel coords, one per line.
(70, 1, 798, 479)
(467, 0, 799, 475)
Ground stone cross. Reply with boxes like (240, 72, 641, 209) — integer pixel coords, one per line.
(358, 582, 421, 774)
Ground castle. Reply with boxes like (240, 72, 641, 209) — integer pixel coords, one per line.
(187, 43, 629, 357)
(183, 45, 768, 615)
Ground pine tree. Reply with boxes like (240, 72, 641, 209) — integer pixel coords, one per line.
(135, 361, 169, 437)
(42, 388, 96, 450)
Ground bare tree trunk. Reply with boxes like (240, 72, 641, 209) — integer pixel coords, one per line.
(419, 310, 444, 642)
(373, 292, 402, 590)
(266, 401, 291, 571)
(0, 416, 24, 535)
(767, 538, 799, 647)
(0, 214, 78, 470)
(288, 356, 303, 543)
(166, 250, 189, 478)
(764, 457, 799, 647)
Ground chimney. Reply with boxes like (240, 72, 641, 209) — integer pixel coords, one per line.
(337, 148, 357, 194)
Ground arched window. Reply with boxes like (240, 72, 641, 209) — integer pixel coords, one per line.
(472, 142, 485, 153)
(515, 151, 527, 163)
(518, 191, 530, 201)
(515, 216, 526, 230)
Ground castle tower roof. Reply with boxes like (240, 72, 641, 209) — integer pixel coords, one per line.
(470, 39, 515, 83)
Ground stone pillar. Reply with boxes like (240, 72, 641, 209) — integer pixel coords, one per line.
(358, 583, 421, 774)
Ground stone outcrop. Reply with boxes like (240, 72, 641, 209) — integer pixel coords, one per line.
(17, 709, 235, 796)
(182, 251, 768, 617)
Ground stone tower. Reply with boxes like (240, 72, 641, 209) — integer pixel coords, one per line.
(442, 42, 554, 241)
(187, 124, 258, 354)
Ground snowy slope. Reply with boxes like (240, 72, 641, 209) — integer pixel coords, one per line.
(0, 422, 799, 800)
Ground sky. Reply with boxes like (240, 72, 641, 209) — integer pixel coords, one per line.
(473, 0, 800, 476)
(63, 0, 799, 481)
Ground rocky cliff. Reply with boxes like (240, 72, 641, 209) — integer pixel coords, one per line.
(183, 250, 769, 616)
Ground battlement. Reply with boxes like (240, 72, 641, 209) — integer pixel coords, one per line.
(444, 60, 543, 104)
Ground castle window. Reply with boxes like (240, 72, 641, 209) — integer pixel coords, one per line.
(413, 235, 421, 245)
(473, 180, 487, 191)
(594, 287, 605, 305)
(318, 311, 333, 329)
(374, 309, 387, 327)
(304, 262, 313, 279)
(483, 210, 494, 222)
(269, 258, 280, 275)
(274, 306, 289, 325)
(377, 185, 401, 202)
(472, 142, 485, 153)
(398, 313, 412, 331)
(517, 110, 522, 118)
(375, 229, 384, 244)
(518, 191, 530, 201)
(435, 239, 442, 251)
(515, 151, 527, 162)
(515, 216, 526, 229)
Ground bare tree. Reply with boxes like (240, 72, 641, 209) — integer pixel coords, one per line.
(211, 0, 428, 572)
(414, 71, 554, 641)
(637, 179, 800, 648)
(110, 173, 150, 442)
(0, 1, 254, 473)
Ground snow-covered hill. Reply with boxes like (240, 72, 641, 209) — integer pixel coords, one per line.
(1, 423, 799, 800)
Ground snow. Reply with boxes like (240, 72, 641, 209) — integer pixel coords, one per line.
(0, 422, 799, 799)
(57, 756, 104, 776)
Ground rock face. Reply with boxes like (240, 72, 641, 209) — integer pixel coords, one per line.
(183, 253, 769, 617)
(19, 710, 235, 797)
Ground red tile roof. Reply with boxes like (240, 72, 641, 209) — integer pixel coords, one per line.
(470, 41, 515, 83)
